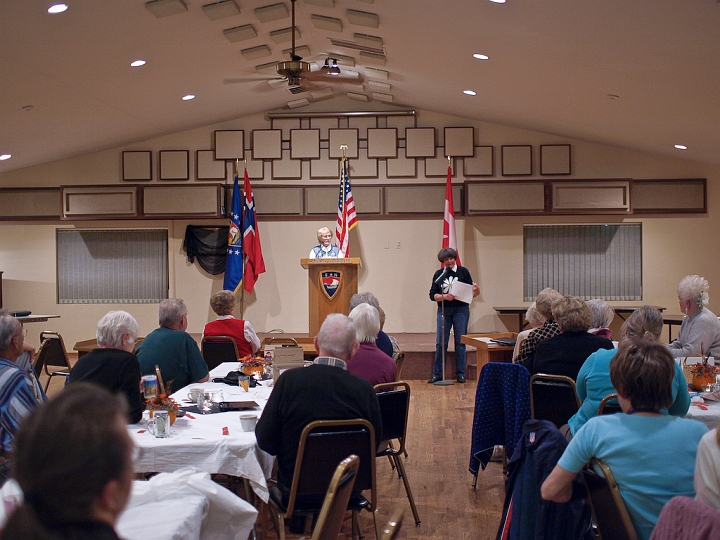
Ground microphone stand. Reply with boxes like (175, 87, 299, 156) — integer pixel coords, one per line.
(434, 273, 454, 386)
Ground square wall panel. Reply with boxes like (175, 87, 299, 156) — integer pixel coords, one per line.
(502, 145, 533, 176)
(159, 150, 189, 180)
(328, 129, 359, 158)
(463, 146, 494, 177)
(290, 129, 320, 159)
(405, 127, 435, 157)
(253, 129, 283, 159)
(197, 150, 226, 180)
(367, 128, 397, 158)
(214, 130, 244, 160)
(122, 151, 152, 181)
(444, 127, 474, 157)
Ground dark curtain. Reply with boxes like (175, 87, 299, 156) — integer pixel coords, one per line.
(183, 226, 228, 275)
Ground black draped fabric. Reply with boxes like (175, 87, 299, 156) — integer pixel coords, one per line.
(183, 226, 229, 275)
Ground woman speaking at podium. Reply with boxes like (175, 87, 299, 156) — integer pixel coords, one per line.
(309, 227, 344, 258)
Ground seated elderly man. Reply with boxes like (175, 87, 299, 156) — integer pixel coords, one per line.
(1, 384, 135, 540)
(515, 287, 563, 367)
(0, 313, 39, 458)
(68, 311, 145, 423)
(135, 298, 209, 392)
(347, 303, 397, 387)
(541, 339, 707, 540)
(256, 313, 382, 498)
(349, 292, 394, 358)
(529, 295, 614, 380)
(203, 290, 260, 357)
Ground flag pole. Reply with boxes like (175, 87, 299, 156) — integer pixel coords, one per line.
(239, 158, 247, 319)
(435, 154, 454, 386)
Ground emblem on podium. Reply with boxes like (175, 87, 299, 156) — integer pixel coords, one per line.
(320, 271, 342, 300)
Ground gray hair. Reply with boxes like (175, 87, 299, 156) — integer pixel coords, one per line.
(317, 227, 332, 242)
(316, 313, 357, 360)
(677, 275, 710, 307)
(587, 299, 615, 329)
(525, 302, 545, 328)
(159, 298, 187, 327)
(535, 288, 562, 320)
(0, 314, 21, 351)
(348, 303, 380, 343)
(96, 311, 139, 349)
(349, 292, 380, 312)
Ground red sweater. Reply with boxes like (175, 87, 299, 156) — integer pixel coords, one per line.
(203, 319, 254, 357)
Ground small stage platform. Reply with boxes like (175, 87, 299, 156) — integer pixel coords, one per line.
(257, 332, 493, 382)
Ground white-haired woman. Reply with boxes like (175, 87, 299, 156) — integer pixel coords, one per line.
(512, 302, 545, 362)
(309, 227, 343, 258)
(668, 275, 720, 358)
(347, 303, 397, 387)
(587, 299, 614, 340)
(68, 311, 145, 423)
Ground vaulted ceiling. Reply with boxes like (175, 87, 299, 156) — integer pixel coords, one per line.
(2, 0, 720, 173)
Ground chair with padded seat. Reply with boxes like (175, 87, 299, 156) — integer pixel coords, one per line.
(309, 455, 360, 540)
(37, 331, 72, 392)
(597, 392, 623, 415)
(582, 458, 639, 540)
(267, 419, 381, 540)
(529, 373, 582, 428)
(374, 381, 420, 527)
(201, 335, 239, 371)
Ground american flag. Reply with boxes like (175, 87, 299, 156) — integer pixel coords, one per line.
(335, 157, 357, 257)
(242, 169, 265, 293)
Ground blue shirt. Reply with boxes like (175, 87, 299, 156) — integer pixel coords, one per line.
(0, 357, 37, 454)
(569, 348, 691, 434)
(558, 414, 707, 540)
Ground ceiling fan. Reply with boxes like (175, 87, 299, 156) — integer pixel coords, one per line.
(223, 0, 362, 91)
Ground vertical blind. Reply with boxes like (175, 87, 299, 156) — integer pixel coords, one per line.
(57, 229, 168, 304)
(523, 224, 642, 301)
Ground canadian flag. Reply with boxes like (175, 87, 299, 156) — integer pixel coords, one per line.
(442, 164, 460, 265)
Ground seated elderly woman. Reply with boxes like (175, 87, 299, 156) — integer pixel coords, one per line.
(512, 302, 545, 362)
(203, 290, 260, 357)
(347, 303, 397, 387)
(695, 426, 720, 511)
(516, 287, 562, 367)
(668, 274, 720, 358)
(542, 339, 708, 540)
(587, 299, 614, 340)
(68, 311, 144, 423)
(0, 384, 135, 540)
(568, 306, 690, 435)
(529, 296, 614, 379)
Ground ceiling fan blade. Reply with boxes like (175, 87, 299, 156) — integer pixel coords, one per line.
(223, 76, 285, 85)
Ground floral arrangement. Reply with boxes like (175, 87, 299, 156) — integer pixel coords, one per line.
(688, 345, 720, 376)
(145, 366, 179, 413)
(240, 355, 267, 378)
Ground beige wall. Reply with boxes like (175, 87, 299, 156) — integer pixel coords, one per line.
(1, 107, 718, 348)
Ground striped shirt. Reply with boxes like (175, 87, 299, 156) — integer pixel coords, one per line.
(0, 357, 37, 454)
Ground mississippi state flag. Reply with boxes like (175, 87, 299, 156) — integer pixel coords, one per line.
(442, 164, 461, 265)
(335, 157, 357, 257)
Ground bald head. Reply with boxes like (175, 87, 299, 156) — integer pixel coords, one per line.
(314, 314, 359, 361)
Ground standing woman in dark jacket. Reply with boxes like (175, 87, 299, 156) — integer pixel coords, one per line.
(428, 247, 479, 384)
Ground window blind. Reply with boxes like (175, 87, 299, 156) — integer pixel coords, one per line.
(57, 229, 168, 304)
(523, 224, 641, 301)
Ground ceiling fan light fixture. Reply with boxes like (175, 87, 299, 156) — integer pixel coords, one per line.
(329, 59, 341, 75)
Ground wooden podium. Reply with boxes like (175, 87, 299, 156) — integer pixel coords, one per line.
(300, 258, 360, 335)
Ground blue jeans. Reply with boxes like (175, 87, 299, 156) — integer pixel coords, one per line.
(433, 304, 469, 378)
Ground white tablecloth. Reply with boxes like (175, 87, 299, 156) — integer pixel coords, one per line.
(685, 399, 720, 430)
(129, 363, 275, 501)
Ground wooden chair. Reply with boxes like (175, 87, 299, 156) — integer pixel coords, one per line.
(597, 392, 623, 415)
(529, 373, 581, 428)
(310, 455, 360, 540)
(380, 507, 404, 540)
(392, 351, 405, 380)
(267, 419, 380, 540)
(201, 335, 239, 371)
(37, 331, 72, 392)
(582, 458, 639, 540)
(374, 381, 420, 526)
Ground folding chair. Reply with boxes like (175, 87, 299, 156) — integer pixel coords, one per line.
(374, 382, 420, 526)
(37, 331, 72, 392)
(201, 335, 239, 371)
(529, 373, 581, 428)
(267, 419, 381, 540)
(597, 392, 623, 415)
(582, 458, 639, 540)
(310, 455, 360, 540)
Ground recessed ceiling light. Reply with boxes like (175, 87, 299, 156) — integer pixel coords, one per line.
(674, 144, 687, 150)
(463, 90, 477, 96)
(182, 94, 195, 101)
(0, 155, 11, 161)
(473, 54, 489, 60)
(48, 4, 68, 13)
(489, 0, 506, 3)
(131, 60, 146, 67)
